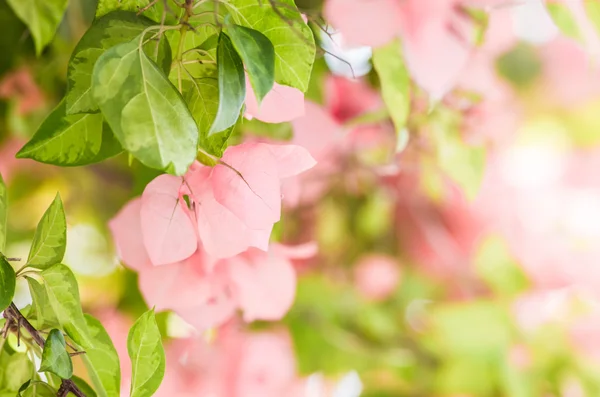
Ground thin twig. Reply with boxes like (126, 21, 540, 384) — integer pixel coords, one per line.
(3, 303, 87, 397)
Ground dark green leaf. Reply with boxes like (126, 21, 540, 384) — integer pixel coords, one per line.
(16, 100, 122, 166)
(92, 36, 198, 175)
(41, 264, 92, 348)
(372, 40, 410, 144)
(71, 376, 97, 397)
(0, 256, 15, 312)
(26, 277, 60, 330)
(210, 33, 245, 134)
(128, 310, 165, 397)
(26, 194, 66, 269)
(6, 0, 68, 55)
(66, 11, 172, 115)
(39, 329, 73, 379)
(80, 315, 120, 397)
(227, 24, 274, 103)
(226, 0, 315, 91)
(0, 173, 7, 252)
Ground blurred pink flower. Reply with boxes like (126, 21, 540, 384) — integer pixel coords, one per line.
(0, 68, 45, 115)
(353, 254, 401, 301)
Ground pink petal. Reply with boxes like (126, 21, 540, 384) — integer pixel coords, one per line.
(399, 0, 470, 97)
(273, 242, 319, 259)
(291, 101, 344, 161)
(141, 174, 198, 266)
(324, 0, 402, 47)
(325, 76, 382, 122)
(138, 255, 211, 312)
(186, 166, 269, 259)
(176, 268, 238, 330)
(263, 143, 317, 179)
(108, 198, 152, 272)
(213, 143, 281, 229)
(245, 80, 305, 123)
(228, 249, 297, 322)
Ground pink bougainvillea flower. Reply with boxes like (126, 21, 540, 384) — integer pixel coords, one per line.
(325, 0, 473, 97)
(353, 253, 401, 301)
(244, 79, 305, 123)
(108, 198, 152, 272)
(140, 174, 198, 266)
(0, 68, 45, 114)
(185, 142, 316, 258)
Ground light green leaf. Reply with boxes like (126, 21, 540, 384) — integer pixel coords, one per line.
(0, 256, 15, 313)
(19, 382, 56, 397)
(40, 329, 73, 379)
(92, 36, 198, 175)
(226, 0, 315, 91)
(0, 351, 32, 391)
(41, 264, 92, 348)
(6, 0, 68, 55)
(0, 173, 7, 252)
(128, 310, 165, 397)
(95, 0, 178, 24)
(16, 100, 122, 166)
(26, 277, 60, 330)
(372, 40, 410, 142)
(27, 194, 66, 269)
(66, 11, 172, 115)
(227, 24, 274, 103)
(209, 33, 245, 134)
(546, 3, 581, 40)
(71, 376, 98, 397)
(80, 315, 120, 397)
(183, 76, 227, 155)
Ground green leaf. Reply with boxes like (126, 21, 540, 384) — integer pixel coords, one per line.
(16, 100, 122, 166)
(92, 36, 198, 175)
(0, 349, 32, 391)
(128, 310, 165, 397)
(183, 76, 222, 154)
(0, 256, 15, 313)
(19, 382, 56, 397)
(95, 0, 177, 24)
(71, 376, 97, 397)
(39, 329, 73, 379)
(26, 277, 60, 330)
(210, 33, 245, 134)
(372, 40, 410, 142)
(6, 0, 68, 55)
(226, 24, 274, 103)
(27, 194, 66, 269)
(66, 11, 172, 115)
(226, 0, 315, 91)
(0, 173, 7, 252)
(41, 264, 92, 348)
(80, 315, 120, 397)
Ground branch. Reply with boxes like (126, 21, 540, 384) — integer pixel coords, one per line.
(3, 303, 87, 397)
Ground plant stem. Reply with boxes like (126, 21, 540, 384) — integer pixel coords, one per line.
(3, 303, 87, 397)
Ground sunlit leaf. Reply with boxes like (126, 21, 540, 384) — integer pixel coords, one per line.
(19, 382, 56, 397)
(16, 100, 122, 166)
(41, 264, 92, 348)
(226, 0, 315, 91)
(92, 36, 198, 175)
(372, 40, 410, 143)
(26, 194, 66, 269)
(66, 11, 172, 115)
(80, 315, 120, 397)
(6, 0, 68, 55)
(128, 310, 165, 397)
(39, 329, 73, 379)
(26, 277, 59, 330)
